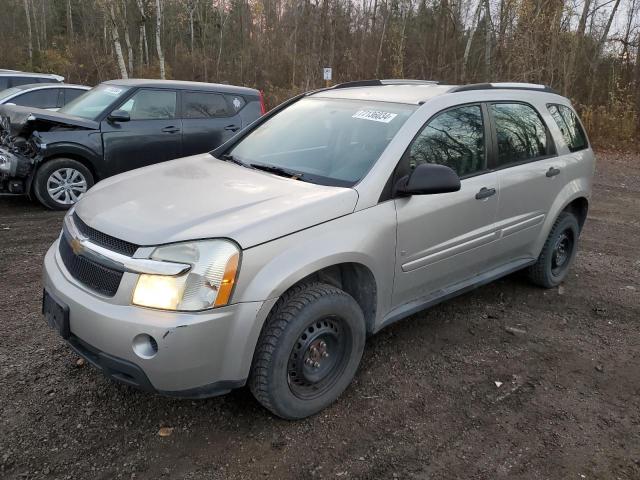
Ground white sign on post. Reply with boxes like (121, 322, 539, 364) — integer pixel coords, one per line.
(323, 67, 332, 81)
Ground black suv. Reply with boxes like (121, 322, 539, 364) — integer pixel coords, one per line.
(0, 79, 263, 209)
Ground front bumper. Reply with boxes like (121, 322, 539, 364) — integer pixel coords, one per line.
(43, 240, 277, 397)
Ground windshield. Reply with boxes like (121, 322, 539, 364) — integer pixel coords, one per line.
(59, 84, 131, 120)
(228, 97, 417, 186)
(0, 87, 21, 102)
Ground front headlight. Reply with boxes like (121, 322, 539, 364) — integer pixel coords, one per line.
(132, 239, 240, 311)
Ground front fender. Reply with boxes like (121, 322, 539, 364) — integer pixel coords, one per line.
(233, 201, 397, 329)
(36, 132, 103, 176)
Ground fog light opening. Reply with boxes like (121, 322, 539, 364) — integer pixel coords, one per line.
(132, 334, 158, 359)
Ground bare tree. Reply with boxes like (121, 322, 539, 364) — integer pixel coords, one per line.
(122, 0, 134, 75)
(23, 0, 33, 67)
(136, 0, 149, 67)
(155, 0, 165, 79)
(107, 1, 129, 79)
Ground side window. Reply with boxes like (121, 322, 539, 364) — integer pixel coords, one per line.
(64, 88, 86, 105)
(13, 89, 59, 109)
(547, 104, 588, 152)
(409, 105, 485, 177)
(117, 89, 176, 120)
(10, 77, 37, 87)
(183, 92, 232, 118)
(491, 103, 550, 166)
(0, 78, 8, 90)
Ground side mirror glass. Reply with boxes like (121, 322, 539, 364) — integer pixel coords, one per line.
(108, 109, 130, 123)
(394, 163, 461, 196)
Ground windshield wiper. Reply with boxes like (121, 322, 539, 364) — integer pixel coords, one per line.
(220, 153, 249, 168)
(249, 162, 305, 181)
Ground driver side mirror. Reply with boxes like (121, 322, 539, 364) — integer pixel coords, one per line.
(108, 109, 130, 123)
(394, 163, 461, 197)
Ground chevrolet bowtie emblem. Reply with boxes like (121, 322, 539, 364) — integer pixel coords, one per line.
(70, 237, 84, 256)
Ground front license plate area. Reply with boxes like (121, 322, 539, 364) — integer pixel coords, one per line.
(43, 289, 70, 339)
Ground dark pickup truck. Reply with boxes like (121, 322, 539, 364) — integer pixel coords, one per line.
(0, 79, 264, 209)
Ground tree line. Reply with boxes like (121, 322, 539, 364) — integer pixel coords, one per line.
(1, 0, 638, 147)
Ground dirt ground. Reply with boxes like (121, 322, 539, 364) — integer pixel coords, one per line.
(0, 151, 638, 480)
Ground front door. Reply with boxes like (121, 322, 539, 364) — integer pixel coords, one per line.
(101, 88, 182, 175)
(392, 104, 501, 309)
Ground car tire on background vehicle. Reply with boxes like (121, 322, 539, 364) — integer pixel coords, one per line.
(249, 282, 366, 420)
(33, 158, 94, 210)
(527, 211, 580, 288)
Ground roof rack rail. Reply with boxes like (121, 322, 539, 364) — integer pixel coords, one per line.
(449, 82, 559, 94)
(332, 79, 440, 89)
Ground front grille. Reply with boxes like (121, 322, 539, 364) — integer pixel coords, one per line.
(59, 234, 123, 297)
(73, 213, 139, 256)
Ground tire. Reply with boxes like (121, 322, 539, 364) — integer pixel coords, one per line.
(33, 158, 94, 210)
(249, 282, 366, 420)
(527, 211, 580, 288)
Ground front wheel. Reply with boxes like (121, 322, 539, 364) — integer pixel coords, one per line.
(249, 282, 366, 419)
(33, 158, 94, 210)
(527, 211, 580, 288)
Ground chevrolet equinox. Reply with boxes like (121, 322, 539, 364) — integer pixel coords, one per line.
(42, 80, 595, 419)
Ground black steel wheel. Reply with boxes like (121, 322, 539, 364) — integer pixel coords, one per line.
(527, 211, 580, 288)
(249, 282, 366, 420)
(287, 315, 351, 400)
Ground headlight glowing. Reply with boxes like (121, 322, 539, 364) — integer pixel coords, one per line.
(132, 240, 240, 311)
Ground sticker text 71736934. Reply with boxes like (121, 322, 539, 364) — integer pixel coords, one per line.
(352, 110, 398, 123)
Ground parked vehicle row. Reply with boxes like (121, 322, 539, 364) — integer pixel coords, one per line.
(0, 79, 264, 209)
(41, 80, 595, 419)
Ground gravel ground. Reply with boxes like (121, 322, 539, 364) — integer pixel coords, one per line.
(0, 150, 639, 480)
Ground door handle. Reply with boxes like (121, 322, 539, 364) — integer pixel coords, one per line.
(224, 124, 240, 132)
(475, 187, 496, 200)
(546, 167, 561, 177)
(162, 126, 180, 134)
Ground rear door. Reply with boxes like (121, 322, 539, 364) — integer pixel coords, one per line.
(101, 88, 182, 174)
(393, 104, 501, 308)
(489, 101, 567, 263)
(180, 90, 243, 156)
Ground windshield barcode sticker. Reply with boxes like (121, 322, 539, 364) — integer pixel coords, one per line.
(352, 110, 398, 123)
(105, 87, 123, 96)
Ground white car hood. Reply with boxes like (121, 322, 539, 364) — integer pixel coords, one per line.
(75, 154, 358, 249)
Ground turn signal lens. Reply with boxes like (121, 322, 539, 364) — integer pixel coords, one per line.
(214, 252, 239, 307)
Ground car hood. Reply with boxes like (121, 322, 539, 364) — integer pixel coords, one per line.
(0, 104, 98, 138)
(75, 154, 359, 249)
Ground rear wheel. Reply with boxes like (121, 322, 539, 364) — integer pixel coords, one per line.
(527, 211, 580, 288)
(34, 158, 94, 210)
(249, 282, 366, 419)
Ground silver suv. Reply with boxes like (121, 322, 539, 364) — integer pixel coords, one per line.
(42, 80, 594, 419)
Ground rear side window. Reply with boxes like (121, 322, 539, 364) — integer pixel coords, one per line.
(64, 88, 86, 105)
(225, 94, 246, 113)
(547, 104, 588, 152)
(183, 92, 232, 118)
(13, 89, 59, 109)
(10, 76, 39, 87)
(491, 103, 550, 166)
(0, 78, 8, 90)
(409, 105, 486, 177)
